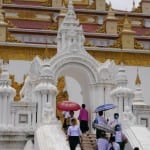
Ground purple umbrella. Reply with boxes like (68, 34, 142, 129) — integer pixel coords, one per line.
(95, 104, 116, 113)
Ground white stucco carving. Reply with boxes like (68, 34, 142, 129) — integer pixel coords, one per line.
(123, 106, 136, 127)
(0, 1, 149, 150)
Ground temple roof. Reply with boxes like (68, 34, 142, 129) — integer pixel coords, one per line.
(0, 0, 149, 51)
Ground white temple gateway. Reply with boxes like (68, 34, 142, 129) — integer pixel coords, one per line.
(0, 0, 150, 149)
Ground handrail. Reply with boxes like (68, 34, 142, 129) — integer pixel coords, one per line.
(124, 126, 144, 150)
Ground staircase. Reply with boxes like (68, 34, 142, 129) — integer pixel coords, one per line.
(80, 134, 97, 150)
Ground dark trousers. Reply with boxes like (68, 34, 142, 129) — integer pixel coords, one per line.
(80, 120, 89, 133)
(118, 142, 125, 150)
(96, 129, 104, 139)
(69, 136, 80, 150)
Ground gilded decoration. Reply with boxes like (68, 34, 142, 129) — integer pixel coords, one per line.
(41, 0, 52, 6)
(144, 31, 150, 36)
(21, 0, 48, 2)
(0, 45, 150, 66)
(6, 10, 52, 22)
(10, 75, 24, 101)
(3, 0, 12, 4)
(47, 22, 58, 30)
(108, 37, 144, 50)
(18, 11, 36, 20)
(6, 32, 21, 43)
(84, 40, 95, 47)
(86, 1, 95, 9)
(7, 20, 16, 28)
(56, 76, 69, 122)
(64, 0, 89, 5)
(77, 15, 98, 24)
(89, 50, 150, 66)
(134, 40, 144, 49)
(0, 46, 56, 60)
(96, 23, 106, 33)
(109, 37, 122, 48)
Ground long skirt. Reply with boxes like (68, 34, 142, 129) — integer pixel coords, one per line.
(69, 136, 80, 150)
(80, 120, 89, 133)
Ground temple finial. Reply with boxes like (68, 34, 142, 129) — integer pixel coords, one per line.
(123, 14, 132, 31)
(132, 0, 136, 11)
(135, 68, 141, 85)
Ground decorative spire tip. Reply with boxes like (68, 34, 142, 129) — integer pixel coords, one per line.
(135, 68, 141, 85)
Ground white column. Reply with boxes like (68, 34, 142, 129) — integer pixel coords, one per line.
(37, 93, 41, 125)
(42, 93, 47, 108)
(7, 96, 9, 124)
(116, 97, 119, 113)
(99, 85, 104, 105)
(62, 33, 66, 51)
(89, 84, 103, 131)
(0, 95, 2, 124)
(11, 111, 15, 126)
(105, 85, 112, 104)
(50, 92, 57, 118)
(3, 95, 7, 124)
(119, 96, 123, 119)
(32, 108, 36, 127)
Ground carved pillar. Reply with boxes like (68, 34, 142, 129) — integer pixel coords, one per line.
(52, 0, 63, 7)
(90, 83, 102, 131)
(95, 0, 106, 11)
(105, 7, 118, 34)
(141, 0, 150, 14)
(35, 79, 57, 125)
(121, 16, 135, 49)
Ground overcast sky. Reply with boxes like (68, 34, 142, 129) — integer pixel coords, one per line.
(107, 0, 141, 10)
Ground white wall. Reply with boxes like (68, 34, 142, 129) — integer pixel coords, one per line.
(107, 0, 141, 11)
(8, 60, 150, 105)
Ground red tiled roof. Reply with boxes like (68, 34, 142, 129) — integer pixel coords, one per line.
(133, 27, 150, 36)
(8, 19, 53, 29)
(74, 5, 88, 9)
(10, 0, 90, 7)
(82, 24, 99, 32)
(12, 0, 44, 6)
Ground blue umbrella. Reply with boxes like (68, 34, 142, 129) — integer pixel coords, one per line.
(95, 104, 116, 113)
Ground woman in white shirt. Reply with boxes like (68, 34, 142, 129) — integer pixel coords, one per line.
(97, 131, 108, 150)
(114, 125, 128, 150)
(67, 118, 81, 150)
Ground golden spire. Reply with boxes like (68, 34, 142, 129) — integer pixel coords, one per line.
(135, 68, 141, 85)
(106, 2, 116, 20)
(122, 14, 135, 35)
(123, 14, 131, 30)
(59, 0, 67, 18)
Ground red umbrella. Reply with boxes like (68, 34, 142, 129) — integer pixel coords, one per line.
(57, 101, 81, 111)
